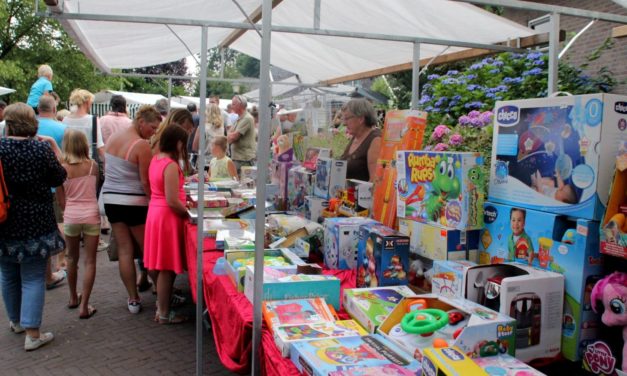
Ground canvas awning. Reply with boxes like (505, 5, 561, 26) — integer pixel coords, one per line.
(52, 0, 536, 84)
(93, 90, 186, 107)
(0, 87, 16, 96)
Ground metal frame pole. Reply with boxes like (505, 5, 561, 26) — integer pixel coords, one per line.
(548, 12, 560, 96)
(195, 25, 209, 376)
(251, 0, 273, 374)
(411, 42, 420, 110)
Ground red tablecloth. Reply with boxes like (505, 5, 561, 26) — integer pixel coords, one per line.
(184, 222, 356, 375)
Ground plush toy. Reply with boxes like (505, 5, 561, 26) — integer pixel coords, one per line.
(591, 272, 627, 373)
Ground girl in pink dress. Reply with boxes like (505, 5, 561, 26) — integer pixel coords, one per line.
(144, 124, 190, 324)
(56, 129, 100, 319)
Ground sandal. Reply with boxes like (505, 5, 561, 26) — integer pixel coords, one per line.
(170, 293, 187, 309)
(46, 271, 66, 290)
(79, 305, 97, 319)
(137, 280, 152, 293)
(158, 310, 188, 325)
(67, 294, 82, 309)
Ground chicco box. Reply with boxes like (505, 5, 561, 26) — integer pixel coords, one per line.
(398, 217, 481, 261)
(378, 295, 516, 362)
(396, 151, 485, 230)
(422, 347, 489, 376)
(489, 94, 627, 220)
(290, 334, 420, 376)
(343, 286, 416, 333)
(356, 223, 410, 288)
(464, 263, 564, 363)
(479, 201, 604, 361)
(314, 158, 347, 199)
(323, 217, 377, 270)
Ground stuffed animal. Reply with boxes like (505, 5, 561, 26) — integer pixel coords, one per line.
(591, 272, 627, 374)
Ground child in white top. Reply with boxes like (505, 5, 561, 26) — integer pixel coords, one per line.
(208, 136, 238, 181)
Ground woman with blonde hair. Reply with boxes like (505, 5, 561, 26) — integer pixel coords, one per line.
(192, 103, 224, 167)
(0, 103, 66, 350)
(102, 106, 161, 314)
(62, 89, 104, 165)
(56, 129, 100, 319)
(150, 108, 194, 155)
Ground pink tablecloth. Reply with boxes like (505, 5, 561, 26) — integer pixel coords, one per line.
(184, 222, 356, 375)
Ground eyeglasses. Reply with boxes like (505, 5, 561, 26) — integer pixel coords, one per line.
(343, 115, 357, 122)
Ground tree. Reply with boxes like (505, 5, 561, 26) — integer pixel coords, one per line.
(0, 0, 123, 105)
(192, 47, 260, 98)
(122, 59, 189, 96)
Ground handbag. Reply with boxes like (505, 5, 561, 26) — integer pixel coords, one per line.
(91, 115, 105, 196)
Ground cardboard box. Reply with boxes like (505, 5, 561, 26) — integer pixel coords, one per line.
(464, 263, 565, 362)
(323, 217, 377, 270)
(263, 297, 336, 333)
(270, 160, 297, 210)
(243, 266, 341, 309)
(372, 159, 399, 228)
(289, 334, 420, 376)
(274, 320, 367, 357)
(600, 141, 627, 259)
(356, 223, 410, 288)
(223, 248, 305, 292)
(378, 109, 427, 161)
(302, 147, 331, 170)
(408, 254, 434, 293)
(473, 354, 547, 375)
(378, 295, 516, 362)
(398, 218, 481, 261)
(489, 94, 627, 220)
(479, 201, 604, 361)
(240, 165, 257, 182)
(338, 179, 373, 217)
(314, 158, 347, 199)
(328, 364, 416, 376)
(396, 151, 485, 230)
(422, 347, 489, 376)
(432, 260, 477, 298)
(343, 286, 416, 333)
(287, 166, 315, 216)
(305, 196, 328, 224)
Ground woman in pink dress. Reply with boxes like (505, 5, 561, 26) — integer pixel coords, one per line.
(144, 124, 190, 324)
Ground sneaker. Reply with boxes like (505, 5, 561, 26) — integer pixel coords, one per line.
(97, 239, 109, 252)
(24, 332, 54, 351)
(127, 299, 142, 314)
(10, 321, 25, 334)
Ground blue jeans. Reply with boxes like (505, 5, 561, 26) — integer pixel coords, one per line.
(0, 258, 48, 329)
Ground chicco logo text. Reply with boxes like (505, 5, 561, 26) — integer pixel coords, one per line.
(615, 102, 627, 114)
(497, 106, 519, 125)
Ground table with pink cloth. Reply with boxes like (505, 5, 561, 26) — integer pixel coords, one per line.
(184, 222, 356, 375)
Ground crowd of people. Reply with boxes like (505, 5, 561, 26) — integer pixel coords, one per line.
(0, 64, 261, 351)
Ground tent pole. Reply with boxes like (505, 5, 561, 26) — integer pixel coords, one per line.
(196, 25, 209, 376)
(252, 0, 273, 375)
(411, 42, 420, 110)
(548, 12, 560, 96)
(167, 77, 173, 105)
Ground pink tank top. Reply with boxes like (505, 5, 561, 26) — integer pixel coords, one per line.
(63, 161, 100, 225)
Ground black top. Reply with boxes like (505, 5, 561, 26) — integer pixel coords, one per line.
(340, 128, 381, 181)
(0, 138, 66, 241)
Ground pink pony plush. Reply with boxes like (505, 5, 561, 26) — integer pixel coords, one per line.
(591, 272, 627, 373)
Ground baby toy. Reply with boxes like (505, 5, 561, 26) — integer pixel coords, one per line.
(591, 272, 627, 374)
(425, 157, 461, 224)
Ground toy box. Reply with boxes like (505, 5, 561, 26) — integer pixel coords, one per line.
(398, 218, 481, 261)
(338, 179, 373, 217)
(378, 109, 427, 162)
(323, 217, 377, 270)
(489, 94, 627, 220)
(372, 159, 399, 228)
(329, 364, 416, 376)
(274, 320, 367, 357)
(240, 165, 257, 183)
(305, 196, 328, 223)
(600, 141, 627, 259)
(289, 334, 420, 376)
(288, 165, 315, 215)
(396, 151, 485, 230)
(422, 347, 489, 376)
(356, 223, 410, 288)
(343, 286, 416, 333)
(464, 263, 564, 362)
(223, 248, 305, 292)
(270, 160, 298, 210)
(263, 297, 336, 332)
(266, 183, 282, 210)
(302, 147, 331, 170)
(244, 266, 341, 309)
(432, 260, 477, 298)
(479, 201, 604, 361)
(378, 295, 516, 362)
(473, 354, 547, 375)
(408, 254, 434, 293)
(314, 158, 347, 199)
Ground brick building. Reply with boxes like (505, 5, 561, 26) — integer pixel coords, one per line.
(501, 0, 627, 94)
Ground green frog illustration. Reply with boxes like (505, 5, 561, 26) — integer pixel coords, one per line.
(425, 156, 461, 223)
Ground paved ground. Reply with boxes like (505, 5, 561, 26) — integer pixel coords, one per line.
(0, 233, 237, 376)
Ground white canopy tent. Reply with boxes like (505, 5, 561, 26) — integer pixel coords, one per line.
(0, 87, 16, 96)
(93, 89, 186, 107)
(50, 0, 535, 84)
(173, 95, 255, 111)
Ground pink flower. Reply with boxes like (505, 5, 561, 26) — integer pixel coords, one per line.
(430, 125, 451, 140)
(434, 143, 449, 151)
(449, 133, 463, 146)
